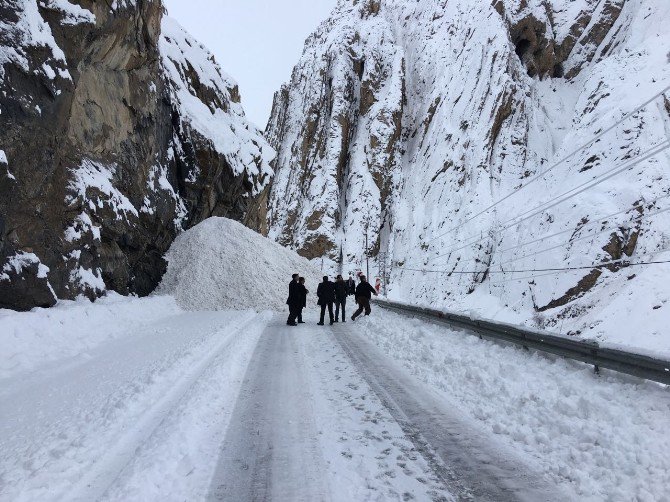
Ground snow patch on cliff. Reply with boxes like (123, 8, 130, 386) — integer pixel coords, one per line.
(67, 159, 138, 221)
(42, 0, 96, 26)
(1, 252, 49, 282)
(0, 0, 67, 81)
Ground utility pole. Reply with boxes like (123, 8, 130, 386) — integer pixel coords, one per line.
(379, 251, 388, 296)
(365, 225, 370, 279)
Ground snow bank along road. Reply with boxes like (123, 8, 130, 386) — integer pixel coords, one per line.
(1, 298, 668, 501)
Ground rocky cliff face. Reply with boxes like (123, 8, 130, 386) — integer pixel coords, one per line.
(0, 0, 273, 310)
(266, 0, 670, 340)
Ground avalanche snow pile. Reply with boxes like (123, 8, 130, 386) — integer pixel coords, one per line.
(265, 0, 670, 352)
(158, 218, 322, 311)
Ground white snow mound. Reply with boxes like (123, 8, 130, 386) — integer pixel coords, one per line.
(158, 217, 322, 311)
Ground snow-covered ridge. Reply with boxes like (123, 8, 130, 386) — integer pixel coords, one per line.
(266, 0, 670, 351)
(160, 16, 274, 196)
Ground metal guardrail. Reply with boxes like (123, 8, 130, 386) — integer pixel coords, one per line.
(372, 298, 670, 385)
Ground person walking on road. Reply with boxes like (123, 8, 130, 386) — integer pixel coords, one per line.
(347, 274, 356, 296)
(286, 273, 301, 326)
(297, 277, 308, 324)
(316, 276, 336, 325)
(351, 275, 378, 321)
(334, 275, 348, 322)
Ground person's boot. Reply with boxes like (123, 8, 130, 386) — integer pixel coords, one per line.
(334, 318, 339, 323)
(317, 321, 324, 326)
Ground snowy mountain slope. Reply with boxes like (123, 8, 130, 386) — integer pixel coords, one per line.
(0, 1, 273, 310)
(265, 0, 670, 349)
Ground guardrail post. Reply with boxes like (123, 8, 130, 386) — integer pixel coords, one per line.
(591, 348, 600, 375)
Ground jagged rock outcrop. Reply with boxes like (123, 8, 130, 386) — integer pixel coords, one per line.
(0, 0, 273, 310)
(266, 0, 670, 339)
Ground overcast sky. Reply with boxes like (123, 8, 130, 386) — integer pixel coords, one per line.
(164, 0, 337, 129)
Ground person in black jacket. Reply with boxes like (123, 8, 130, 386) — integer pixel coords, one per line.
(286, 274, 301, 326)
(333, 275, 348, 322)
(351, 275, 378, 320)
(297, 277, 308, 323)
(316, 276, 336, 325)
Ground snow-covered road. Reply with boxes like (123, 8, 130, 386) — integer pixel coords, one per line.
(0, 307, 271, 501)
(2, 298, 668, 501)
(208, 314, 562, 501)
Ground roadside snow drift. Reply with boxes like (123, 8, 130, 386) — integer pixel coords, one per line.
(158, 218, 322, 311)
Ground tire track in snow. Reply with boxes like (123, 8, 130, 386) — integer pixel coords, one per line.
(66, 311, 270, 502)
(207, 315, 330, 501)
(331, 323, 563, 502)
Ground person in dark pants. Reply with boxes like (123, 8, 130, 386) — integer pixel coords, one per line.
(333, 275, 348, 322)
(286, 273, 301, 326)
(297, 277, 308, 323)
(316, 276, 336, 325)
(351, 275, 378, 320)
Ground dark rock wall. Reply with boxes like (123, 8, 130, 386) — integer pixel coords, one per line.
(0, 0, 273, 310)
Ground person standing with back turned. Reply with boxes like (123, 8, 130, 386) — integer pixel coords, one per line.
(333, 275, 348, 323)
(316, 276, 336, 325)
(297, 277, 308, 324)
(286, 273, 301, 326)
(351, 275, 378, 320)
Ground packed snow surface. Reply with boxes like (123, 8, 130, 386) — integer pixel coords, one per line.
(158, 217, 322, 311)
(0, 293, 181, 379)
(2, 295, 667, 500)
(0, 295, 270, 501)
(357, 306, 670, 501)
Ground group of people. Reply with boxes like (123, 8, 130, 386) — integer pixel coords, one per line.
(286, 273, 378, 326)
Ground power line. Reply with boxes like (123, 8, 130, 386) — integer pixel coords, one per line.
(421, 84, 670, 245)
(498, 193, 670, 254)
(396, 257, 670, 276)
(407, 140, 670, 268)
(496, 205, 670, 268)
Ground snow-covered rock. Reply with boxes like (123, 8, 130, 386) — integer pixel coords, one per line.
(266, 0, 670, 350)
(158, 217, 322, 311)
(0, 1, 274, 310)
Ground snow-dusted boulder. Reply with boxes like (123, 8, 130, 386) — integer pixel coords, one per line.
(158, 217, 322, 312)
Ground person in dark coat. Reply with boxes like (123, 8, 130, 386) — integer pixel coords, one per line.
(333, 275, 348, 322)
(297, 277, 308, 323)
(286, 273, 301, 326)
(346, 274, 356, 296)
(351, 275, 378, 320)
(316, 276, 336, 325)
